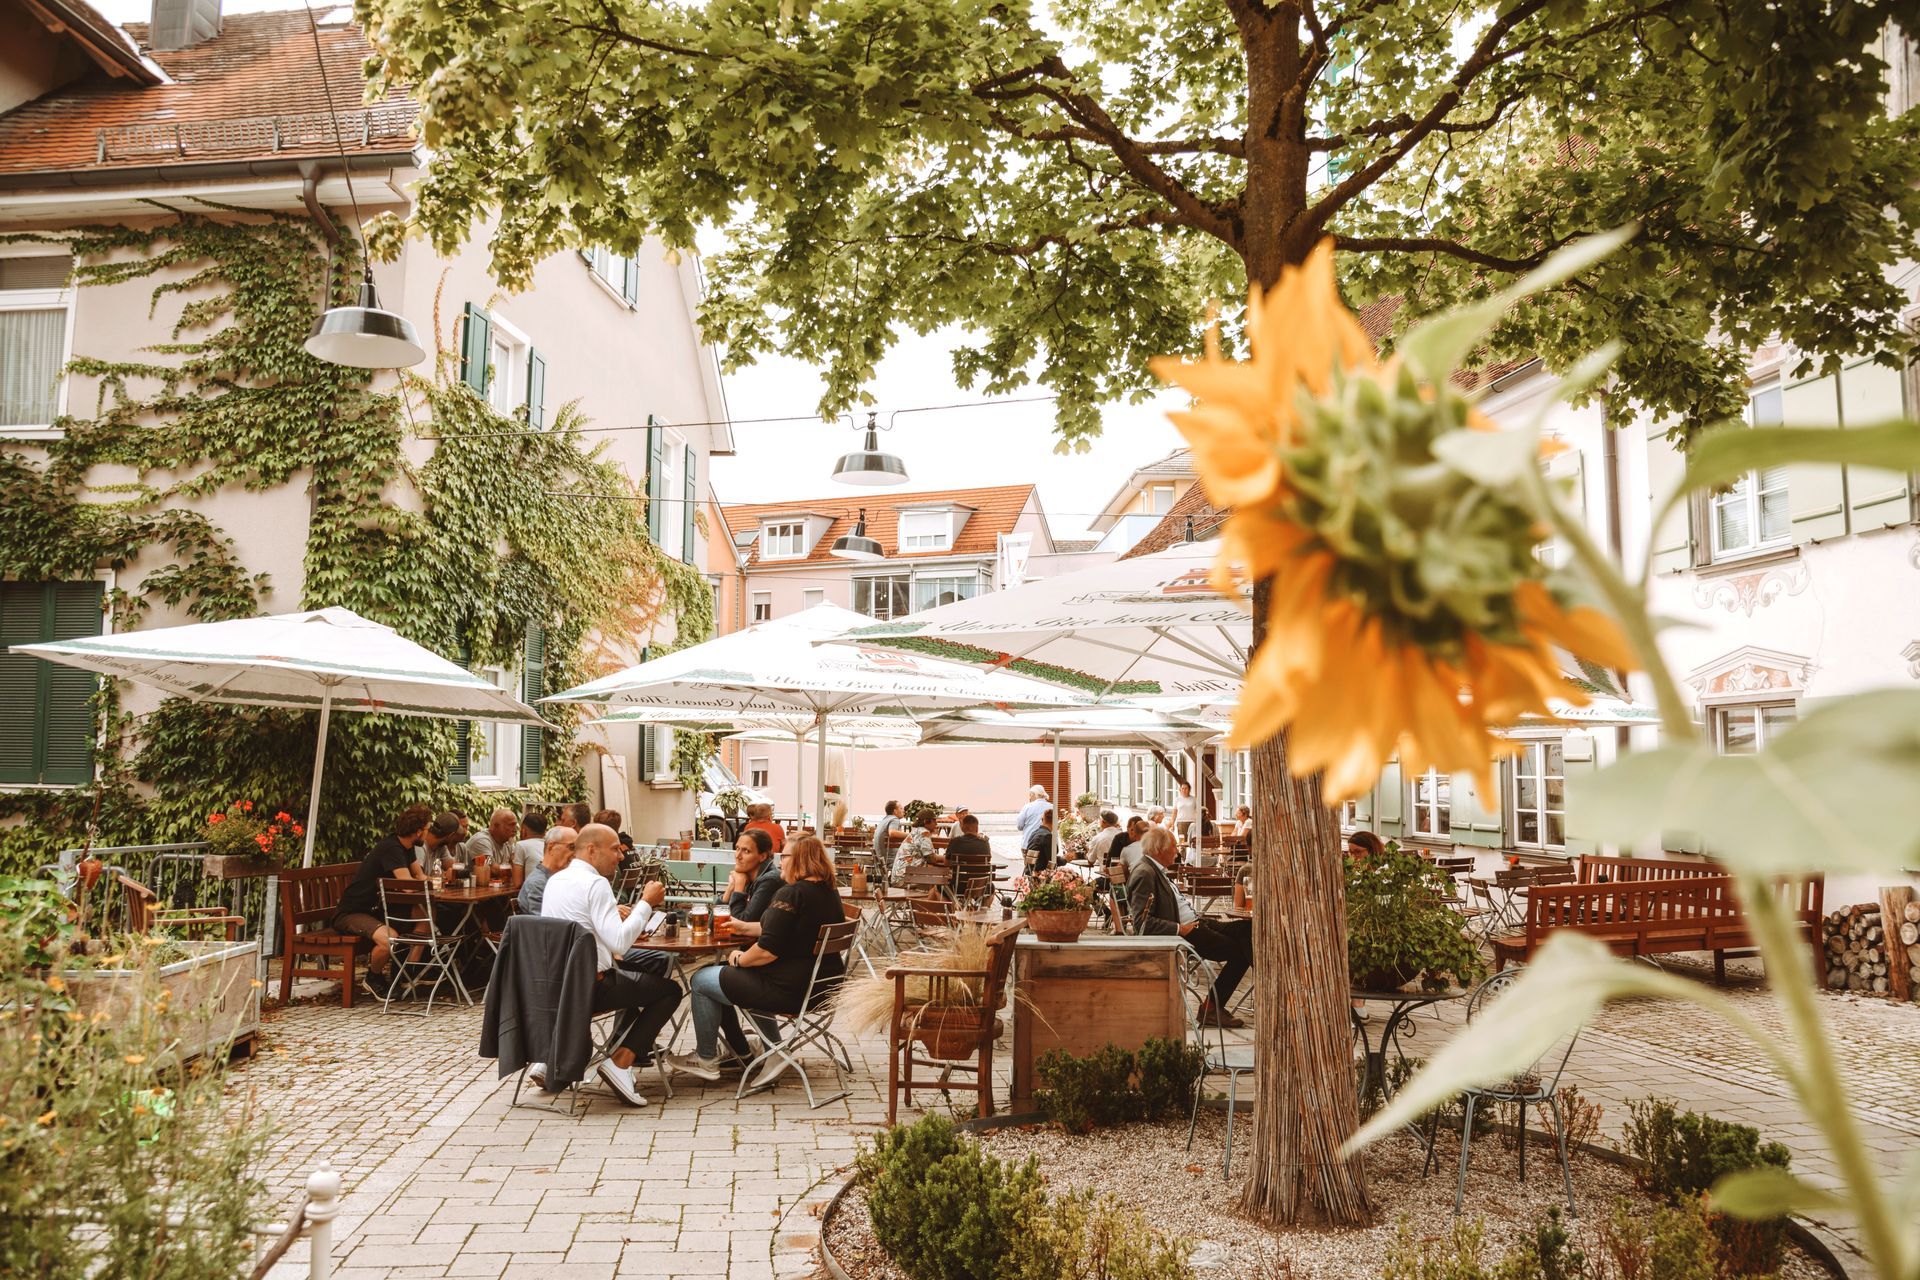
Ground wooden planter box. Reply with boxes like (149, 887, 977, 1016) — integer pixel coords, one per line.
(62, 940, 260, 1062)
(1009, 936, 1186, 1112)
(203, 854, 277, 880)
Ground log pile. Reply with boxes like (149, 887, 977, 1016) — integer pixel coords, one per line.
(1824, 889, 1919, 1002)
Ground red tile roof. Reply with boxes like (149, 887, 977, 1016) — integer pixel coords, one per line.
(0, 9, 416, 178)
(721, 484, 1038, 567)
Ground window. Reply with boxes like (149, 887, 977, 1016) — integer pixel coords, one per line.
(1339, 799, 1360, 832)
(1144, 482, 1176, 514)
(1, 254, 74, 433)
(898, 509, 952, 551)
(1710, 386, 1790, 558)
(749, 758, 770, 789)
(0, 579, 103, 786)
(1713, 702, 1797, 755)
(912, 574, 979, 611)
(1510, 741, 1565, 848)
(802, 589, 825, 610)
(459, 304, 545, 426)
(762, 522, 807, 559)
(1410, 768, 1451, 838)
(464, 666, 523, 788)
(854, 574, 910, 620)
(656, 433, 684, 560)
(1131, 754, 1147, 806)
(751, 592, 772, 623)
(585, 247, 639, 306)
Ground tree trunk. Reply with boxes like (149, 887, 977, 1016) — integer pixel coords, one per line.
(1237, 582, 1373, 1225)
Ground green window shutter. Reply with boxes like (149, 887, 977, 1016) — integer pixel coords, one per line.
(524, 348, 547, 429)
(1645, 424, 1694, 574)
(519, 622, 545, 786)
(635, 645, 655, 778)
(1374, 758, 1404, 838)
(1780, 372, 1846, 543)
(622, 256, 639, 305)
(459, 303, 492, 396)
(645, 417, 665, 543)
(681, 444, 697, 565)
(0, 581, 104, 786)
(448, 637, 472, 784)
(1448, 768, 1504, 848)
(1841, 358, 1912, 532)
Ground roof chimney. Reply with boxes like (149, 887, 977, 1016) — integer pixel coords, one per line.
(148, 0, 221, 50)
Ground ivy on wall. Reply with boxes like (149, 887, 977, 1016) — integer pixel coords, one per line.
(0, 204, 711, 872)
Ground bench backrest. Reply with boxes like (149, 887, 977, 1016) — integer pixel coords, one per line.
(1577, 853, 1722, 884)
(1526, 873, 1823, 940)
(279, 863, 360, 932)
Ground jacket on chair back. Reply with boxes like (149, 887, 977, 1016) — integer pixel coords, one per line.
(480, 916, 599, 1088)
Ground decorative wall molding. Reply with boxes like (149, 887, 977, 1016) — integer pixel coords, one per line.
(1903, 640, 1920, 681)
(1686, 645, 1815, 700)
(1690, 558, 1810, 616)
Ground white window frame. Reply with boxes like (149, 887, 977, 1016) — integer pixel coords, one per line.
(853, 573, 910, 620)
(0, 248, 78, 440)
(748, 757, 770, 789)
(1144, 482, 1176, 514)
(482, 311, 531, 416)
(1709, 384, 1790, 560)
(1712, 700, 1797, 755)
(657, 428, 686, 560)
(1409, 768, 1451, 839)
(751, 592, 772, 623)
(761, 521, 808, 560)
(911, 573, 980, 612)
(467, 665, 523, 789)
(1508, 739, 1566, 850)
(585, 247, 637, 308)
(801, 588, 825, 610)
(898, 509, 953, 551)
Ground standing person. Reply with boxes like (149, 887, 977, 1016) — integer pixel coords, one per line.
(331, 803, 429, 998)
(1016, 785, 1050, 846)
(518, 825, 576, 916)
(744, 803, 786, 855)
(538, 824, 680, 1105)
(1174, 782, 1198, 842)
(666, 835, 846, 1081)
(1126, 827, 1252, 1027)
(1022, 807, 1056, 874)
(892, 807, 947, 880)
(870, 800, 904, 862)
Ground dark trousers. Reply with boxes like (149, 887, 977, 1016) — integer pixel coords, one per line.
(1188, 917, 1253, 1007)
(619, 947, 673, 977)
(592, 966, 682, 1061)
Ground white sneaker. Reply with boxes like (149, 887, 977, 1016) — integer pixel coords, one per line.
(526, 1062, 547, 1089)
(665, 1051, 722, 1082)
(597, 1059, 650, 1106)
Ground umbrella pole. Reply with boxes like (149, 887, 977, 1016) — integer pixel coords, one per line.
(301, 687, 333, 869)
(1052, 729, 1061, 815)
(815, 712, 829, 836)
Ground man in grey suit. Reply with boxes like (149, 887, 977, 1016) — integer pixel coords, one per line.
(1125, 825, 1251, 1028)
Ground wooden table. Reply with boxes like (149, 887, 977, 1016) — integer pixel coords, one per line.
(1009, 935, 1188, 1113)
(955, 907, 1017, 927)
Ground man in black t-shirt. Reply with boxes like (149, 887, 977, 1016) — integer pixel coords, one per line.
(333, 803, 430, 991)
(1023, 807, 1056, 873)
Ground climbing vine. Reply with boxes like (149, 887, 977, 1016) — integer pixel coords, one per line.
(0, 203, 706, 871)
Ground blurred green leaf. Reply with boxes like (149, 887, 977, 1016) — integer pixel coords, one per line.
(1434, 423, 1541, 485)
(1566, 692, 1920, 875)
(1681, 420, 1920, 499)
(1710, 1167, 1842, 1220)
(1343, 935, 1714, 1152)
(1495, 225, 1640, 307)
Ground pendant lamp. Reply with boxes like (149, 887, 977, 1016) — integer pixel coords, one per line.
(831, 413, 909, 486)
(830, 509, 885, 561)
(305, 270, 427, 368)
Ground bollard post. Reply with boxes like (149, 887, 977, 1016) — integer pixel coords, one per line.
(305, 1161, 342, 1280)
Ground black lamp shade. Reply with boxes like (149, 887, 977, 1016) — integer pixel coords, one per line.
(831, 510, 886, 561)
(831, 425, 908, 486)
(305, 279, 427, 368)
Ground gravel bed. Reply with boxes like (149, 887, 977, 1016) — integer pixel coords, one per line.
(823, 1116, 1832, 1280)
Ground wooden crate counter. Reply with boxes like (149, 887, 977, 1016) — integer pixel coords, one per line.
(1008, 935, 1188, 1113)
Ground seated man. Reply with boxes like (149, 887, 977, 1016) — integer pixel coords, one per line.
(944, 813, 993, 892)
(1021, 807, 1057, 874)
(594, 809, 635, 853)
(1126, 826, 1251, 1028)
(331, 803, 429, 998)
(518, 825, 576, 917)
(743, 803, 785, 854)
(1113, 816, 1150, 871)
(1087, 810, 1123, 863)
(538, 824, 681, 1105)
(417, 812, 466, 878)
(463, 807, 520, 869)
(891, 807, 948, 881)
(513, 811, 549, 889)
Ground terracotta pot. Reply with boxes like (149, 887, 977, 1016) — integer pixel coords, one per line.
(1026, 907, 1093, 944)
(910, 1004, 986, 1060)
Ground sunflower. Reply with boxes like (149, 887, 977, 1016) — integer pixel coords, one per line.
(1150, 240, 1635, 802)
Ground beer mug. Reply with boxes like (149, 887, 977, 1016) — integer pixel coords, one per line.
(713, 904, 732, 935)
(688, 904, 712, 940)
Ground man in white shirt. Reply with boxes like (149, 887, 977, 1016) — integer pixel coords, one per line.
(1087, 811, 1123, 863)
(538, 824, 679, 1105)
(1016, 785, 1050, 845)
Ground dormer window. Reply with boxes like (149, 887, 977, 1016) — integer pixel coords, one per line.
(898, 509, 953, 551)
(762, 521, 808, 559)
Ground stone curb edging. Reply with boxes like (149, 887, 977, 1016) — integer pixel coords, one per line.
(817, 1113, 1851, 1280)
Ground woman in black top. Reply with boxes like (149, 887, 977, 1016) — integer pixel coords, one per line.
(666, 835, 846, 1077)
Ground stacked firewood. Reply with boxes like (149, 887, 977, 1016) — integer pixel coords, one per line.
(1823, 888, 1918, 1002)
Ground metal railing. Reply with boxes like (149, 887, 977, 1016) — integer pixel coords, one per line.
(51, 842, 278, 956)
(95, 103, 419, 163)
(249, 1163, 342, 1280)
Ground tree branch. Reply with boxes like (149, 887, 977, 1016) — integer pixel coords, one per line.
(986, 113, 1244, 156)
(1307, 88, 1527, 151)
(1331, 234, 1545, 272)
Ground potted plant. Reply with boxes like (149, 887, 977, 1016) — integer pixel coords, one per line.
(1011, 868, 1098, 943)
(902, 798, 943, 826)
(203, 801, 299, 878)
(1075, 791, 1101, 821)
(1345, 840, 1486, 992)
(712, 786, 751, 820)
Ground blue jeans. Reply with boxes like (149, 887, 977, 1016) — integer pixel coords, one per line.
(687, 963, 780, 1060)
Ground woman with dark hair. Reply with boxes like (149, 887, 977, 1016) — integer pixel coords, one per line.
(666, 835, 846, 1079)
(1346, 830, 1386, 860)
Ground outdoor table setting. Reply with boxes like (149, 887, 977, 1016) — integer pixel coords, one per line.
(1349, 986, 1466, 1145)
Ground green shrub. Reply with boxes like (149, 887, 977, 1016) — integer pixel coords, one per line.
(1383, 1210, 1594, 1280)
(1595, 1196, 1722, 1280)
(1040, 1190, 1194, 1280)
(1134, 1037, 1205, 1121)
(1036, 1044, 1143, 1133)
(858, 1114, 1054, 1280)
(1623, 1100, 1791, 1275)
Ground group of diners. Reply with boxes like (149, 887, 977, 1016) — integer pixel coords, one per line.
(331, 801, 850, 1106)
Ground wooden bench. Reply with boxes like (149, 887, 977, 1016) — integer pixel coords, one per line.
(278, 863, 369, 1008)
(1491, 873, 1823, 982)
(1577, 853, 1721, 883)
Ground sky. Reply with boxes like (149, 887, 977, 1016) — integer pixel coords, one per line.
(85, 0, 1192, 541)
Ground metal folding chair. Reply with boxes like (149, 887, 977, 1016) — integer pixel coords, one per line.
(735, 918, 860, 1108)
(1180, 944, 1254, 1177)
(377, 878, 471, 1015)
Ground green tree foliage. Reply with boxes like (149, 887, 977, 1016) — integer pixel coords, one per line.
(361, 0, 1920, 442)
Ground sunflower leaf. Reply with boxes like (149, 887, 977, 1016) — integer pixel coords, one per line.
(1549, 341, 1623, 409)
(1681, 421, 1920, 497)
(1342, 935, 1713, 1153)
(1434, 423, 1541, 485)
(1710, 1167, 1842, 1220)
(1566, 692, 1920, 875)
(1397, 301, 1505, 383)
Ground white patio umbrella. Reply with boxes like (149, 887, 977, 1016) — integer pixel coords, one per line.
(16, 606, 546, 867)
(546, 604, 1093, 829)
(915, 706, 1226, 811)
